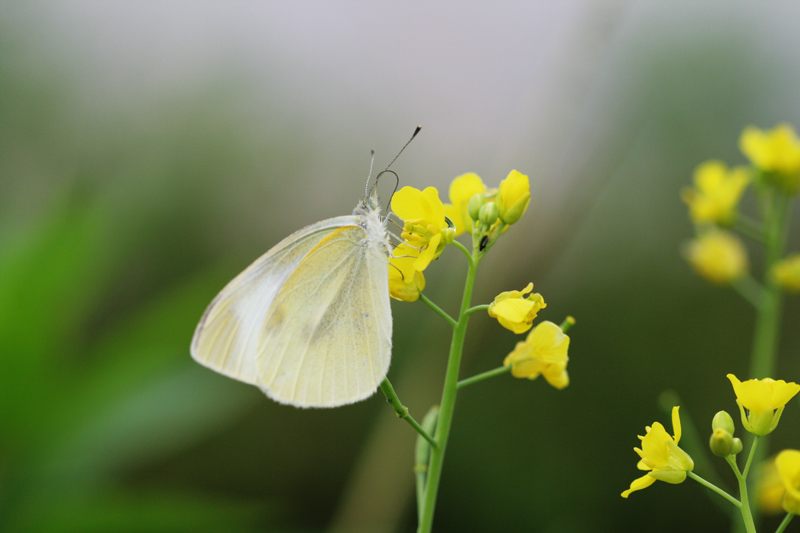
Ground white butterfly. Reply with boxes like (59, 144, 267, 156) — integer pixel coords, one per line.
(190, 188, 392, 408)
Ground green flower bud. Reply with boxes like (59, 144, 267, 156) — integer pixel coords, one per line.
(731, 438, 743, 455)
(468, 193, 484, 221)
(709, 428, 735, 457)
(479, 202, 499, 226)
(711, 411, 735, 435)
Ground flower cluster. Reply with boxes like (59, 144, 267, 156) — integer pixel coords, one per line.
(682, 124, 800, 290)
(622, 373, 799, 516)
(389, 169, 571, 391)
(389, 169, 531, 301)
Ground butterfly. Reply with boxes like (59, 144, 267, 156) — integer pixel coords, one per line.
(190, 186, 393, 408)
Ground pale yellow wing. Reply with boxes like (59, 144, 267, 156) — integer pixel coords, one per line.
(256, 224, 392, 407)
(191, 214, 392, 407)
(191, 215, 360, 385)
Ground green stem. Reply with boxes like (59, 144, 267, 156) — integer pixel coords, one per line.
(464, 304, 489, 317)
(726, 455, 756, 533)
(451, 239, 474, 265)
(687, 471, 741, 508)
(417, 248, 479, 533)
(732, 273, 764, 309)
(415, 407, 439, 523)
(419, 293, 457, 328)
(379, 378, 438, 449)
(775, 513, 795, 533)
(749, 191, 788, 380)
(457, 365, 511, 389)
(745, 190, 789, 529)
(742, 436, 759, 479)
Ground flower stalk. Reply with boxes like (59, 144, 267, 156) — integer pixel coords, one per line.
(417, 245, 479, 533)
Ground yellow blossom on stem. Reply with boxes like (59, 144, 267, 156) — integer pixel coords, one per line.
(488, 282, 546, 334)
(388, 244, 426, 302)
(740, 123, 800, 194)
(621, 406, 694, 498)
(772, 254, 800, 293)
(758, 457, 788, 515)
(681, 160, 750, 225)
(775, 449, 800, 515)
(442, 173, 488, 237)
(496, 170, 531, 225)
(503, 320, 569, 389)
(727, 374, 800, 436)
(685, 229, 748, 284)
(391, 186, 453, 271)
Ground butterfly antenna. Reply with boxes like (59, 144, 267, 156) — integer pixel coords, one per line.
(368, 125, 420, 201)
(385, 125, 421, 171)
(364, 149, 376, 198)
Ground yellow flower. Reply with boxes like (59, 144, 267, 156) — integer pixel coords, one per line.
(757, 457, 788, 515)
(503, 320, 569, 389)
(496, 170, 531, 225)
(391, 186, 452, 271)
(685, 229, 748, 284)
(621, 406, 694, 498)
(388, 244, 426, 302)
(442, 173, 487, 236)
(740, 123, 800, 194)
(772, 254, 800, 293)
(488, 282, 546, 334)
(776, 449, 800, 515)
(681, 160, 750, 225)
(727, 374, 800, 436)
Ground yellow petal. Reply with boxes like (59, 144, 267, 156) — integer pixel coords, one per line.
(391, 186, 425, 221)
(671, 406, 682, 443)
(621, 474, 656, 498)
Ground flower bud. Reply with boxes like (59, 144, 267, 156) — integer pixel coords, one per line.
(479, 202, 499, 226)
(709, 428, 735, 457)
(712, 411, 735, 435)
(468, 193, 484, 221)
(731, 438, 743, 455)
(496, 170, 531, 225)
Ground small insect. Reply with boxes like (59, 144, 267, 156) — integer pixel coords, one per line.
(191, 128, 420, 407)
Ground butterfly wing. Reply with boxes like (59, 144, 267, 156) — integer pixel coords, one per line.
(191, 215, 392, 407)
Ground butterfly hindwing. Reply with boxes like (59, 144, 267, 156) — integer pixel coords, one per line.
(190, 213, 392, 407)
(191, 216, 359, 386)
(257, 224, 392, 406)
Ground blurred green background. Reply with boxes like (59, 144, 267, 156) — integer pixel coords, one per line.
(2, 2, 800, 532)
